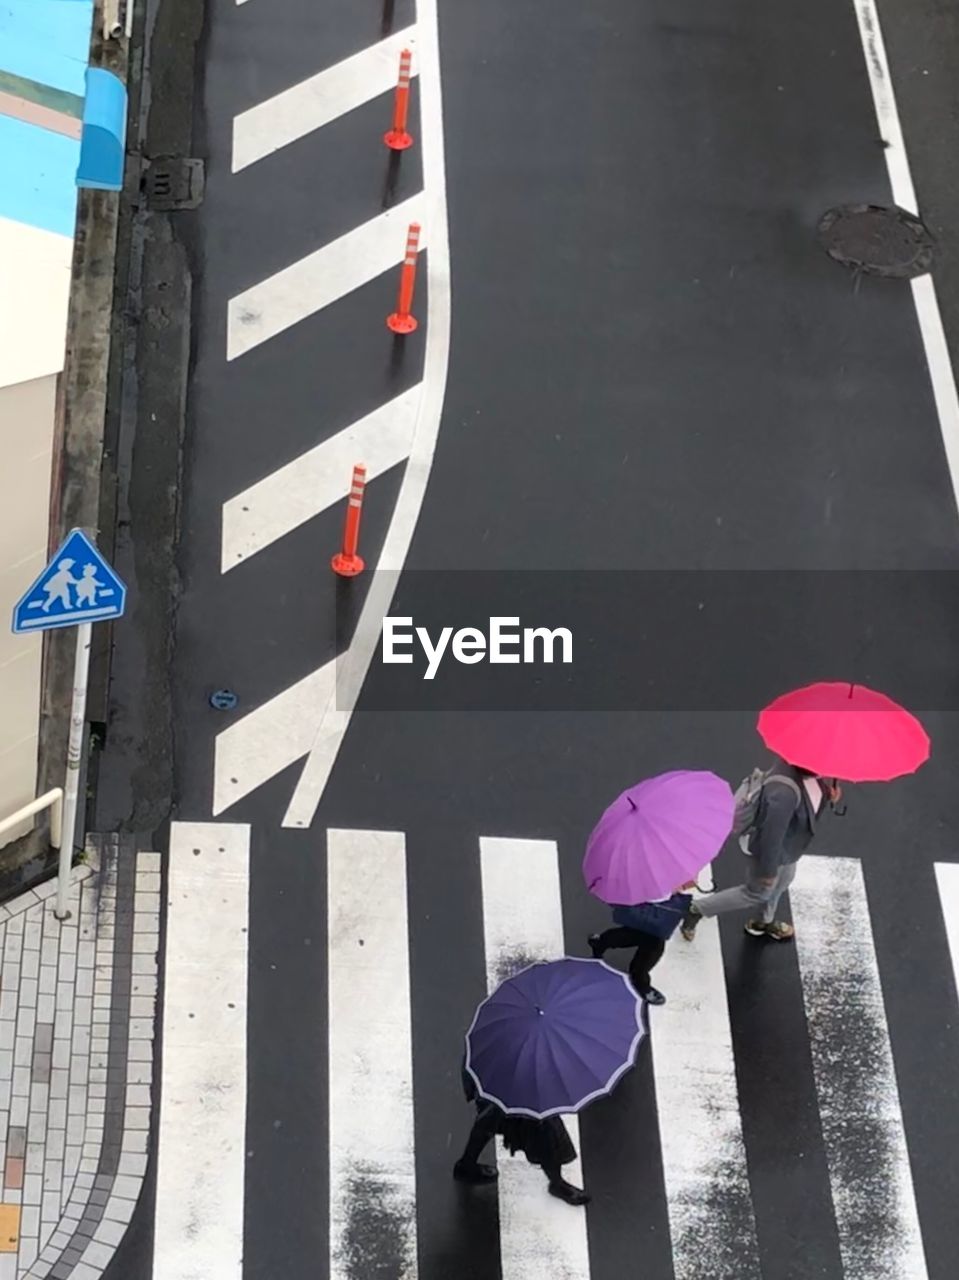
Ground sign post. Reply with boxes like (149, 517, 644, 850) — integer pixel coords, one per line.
(12, 529, 126, 921)
(56, 622, 92, 920)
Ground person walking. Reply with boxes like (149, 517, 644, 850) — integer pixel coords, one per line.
(453, 1062, 590, 1205)
(587, 881, 694, 1005)
(680, 760, 840, 941)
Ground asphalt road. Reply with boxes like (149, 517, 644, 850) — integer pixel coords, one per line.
(97, 1, 959, 1277)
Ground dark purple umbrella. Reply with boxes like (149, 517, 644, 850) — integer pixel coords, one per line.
(583, 769, 734, 905)
(464, 958, 646, 1118)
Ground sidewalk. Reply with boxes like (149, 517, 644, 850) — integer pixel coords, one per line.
(0, 840, 159, 1279)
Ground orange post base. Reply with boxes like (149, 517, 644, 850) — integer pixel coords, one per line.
(386, 311, 418, 334)
(384, 129, 414, 151)
(331, 552, 365, 577)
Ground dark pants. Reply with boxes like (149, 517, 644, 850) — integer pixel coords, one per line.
(595, 927, 666, 996)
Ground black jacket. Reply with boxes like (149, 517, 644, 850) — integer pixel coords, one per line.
(750, 761, 823, 877)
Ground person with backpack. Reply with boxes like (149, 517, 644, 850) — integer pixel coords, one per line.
(587, 880, 696, 1005)
(680, 761, 841, 941)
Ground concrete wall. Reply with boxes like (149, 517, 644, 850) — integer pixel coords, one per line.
(0, 373, 58, 846)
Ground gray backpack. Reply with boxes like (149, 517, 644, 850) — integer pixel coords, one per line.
(732, 766, 802, 839)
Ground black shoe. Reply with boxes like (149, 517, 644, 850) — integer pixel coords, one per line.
(548, 1179, 591, 1206)
(643, 987, 666, 1006)
(453, 1159, 498, 1184)
(587, 933, 604, 959)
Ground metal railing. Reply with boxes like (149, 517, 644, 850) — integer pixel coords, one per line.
(0, 788, 63, 851)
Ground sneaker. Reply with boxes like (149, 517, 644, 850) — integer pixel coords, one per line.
(680, 904, 702, 941)
(453, 1159, 498, 1184)
(548, 1179, 591, 1206)
(744, 919, 795, 941)
(587, 933, 604, 959)
(643, 987, 666, 1006)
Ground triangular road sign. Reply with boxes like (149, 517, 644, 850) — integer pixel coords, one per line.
(12, 529, 127, 634)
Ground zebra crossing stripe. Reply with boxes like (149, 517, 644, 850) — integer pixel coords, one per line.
(221, 385, 420, 571)
(328, 829, 418, 1280)
(934, 863, 959, 996)
(650, 865, 762, 1279)
(153, 822, 250, 1280)
(792, 856, 928, 1279)
(213, 662, 335, 816)
(478, 837, 592, 1280)
(232, 27, 419, 172)
(226, 193, 426, 360)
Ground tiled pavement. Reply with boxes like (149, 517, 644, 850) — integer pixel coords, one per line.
(0, 839, 159, 1279)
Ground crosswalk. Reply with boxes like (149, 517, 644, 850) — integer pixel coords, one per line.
(151, 823, 959, 1279)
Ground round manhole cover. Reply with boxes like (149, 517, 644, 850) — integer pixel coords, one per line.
(817, 204, 934, 278)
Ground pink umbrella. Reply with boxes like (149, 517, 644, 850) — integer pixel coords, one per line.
(583, 770, 734, 906)
(758, 681, 930, 782)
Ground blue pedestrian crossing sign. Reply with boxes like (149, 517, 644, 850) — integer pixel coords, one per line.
(11, 529, 127, 634)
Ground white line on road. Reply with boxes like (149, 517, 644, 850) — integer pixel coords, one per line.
(283, 0, 451, 829)
(651, 866, 761, 1280)
(934, 862, 959, 1000)
(213, 662, 334, 816)
(852, 0, 959, 519)
(221, 385, 419, 572)
(153, 822, 250, 1280)
(328, 829, 417, 1280)
(478, 837, 591, 1280)
(232, 27, 418, 171)
(226, 193, 426, 360)
(792, 856, 928, 1279)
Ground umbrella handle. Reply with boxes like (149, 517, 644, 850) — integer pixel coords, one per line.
(826, 778, 847, 817)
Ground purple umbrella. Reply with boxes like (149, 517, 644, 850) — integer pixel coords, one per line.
(583, 770, 734, 906)
(464, 958, 645, 1118)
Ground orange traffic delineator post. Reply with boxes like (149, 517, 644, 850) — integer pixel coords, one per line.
(384, 49, 414, 150)
(331, 464, 367, 577)
(387, 223, 421, 334)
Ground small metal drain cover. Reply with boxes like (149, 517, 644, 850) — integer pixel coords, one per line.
(143, 157, 205, 211)
(817, 204, 934, 278)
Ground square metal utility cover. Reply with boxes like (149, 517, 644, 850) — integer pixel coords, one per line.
(143, 157, 205, 211)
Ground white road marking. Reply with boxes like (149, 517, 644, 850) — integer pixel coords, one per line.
(852, 0, 959, 518)
(221, 385, 419, 571)
(153, 822, 250, 1280)
(792, 856, 928, 1279)
(934, 862, 959, 999)
(232, 27, 418, 171)
(478, 837, 591, 1280)
(213, 662, 334, 816)
(328, 829, 417, 1279)
(651, 866, 761, 1279)
(283, 0, 451, 829)
(226, 193, 426, 360)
